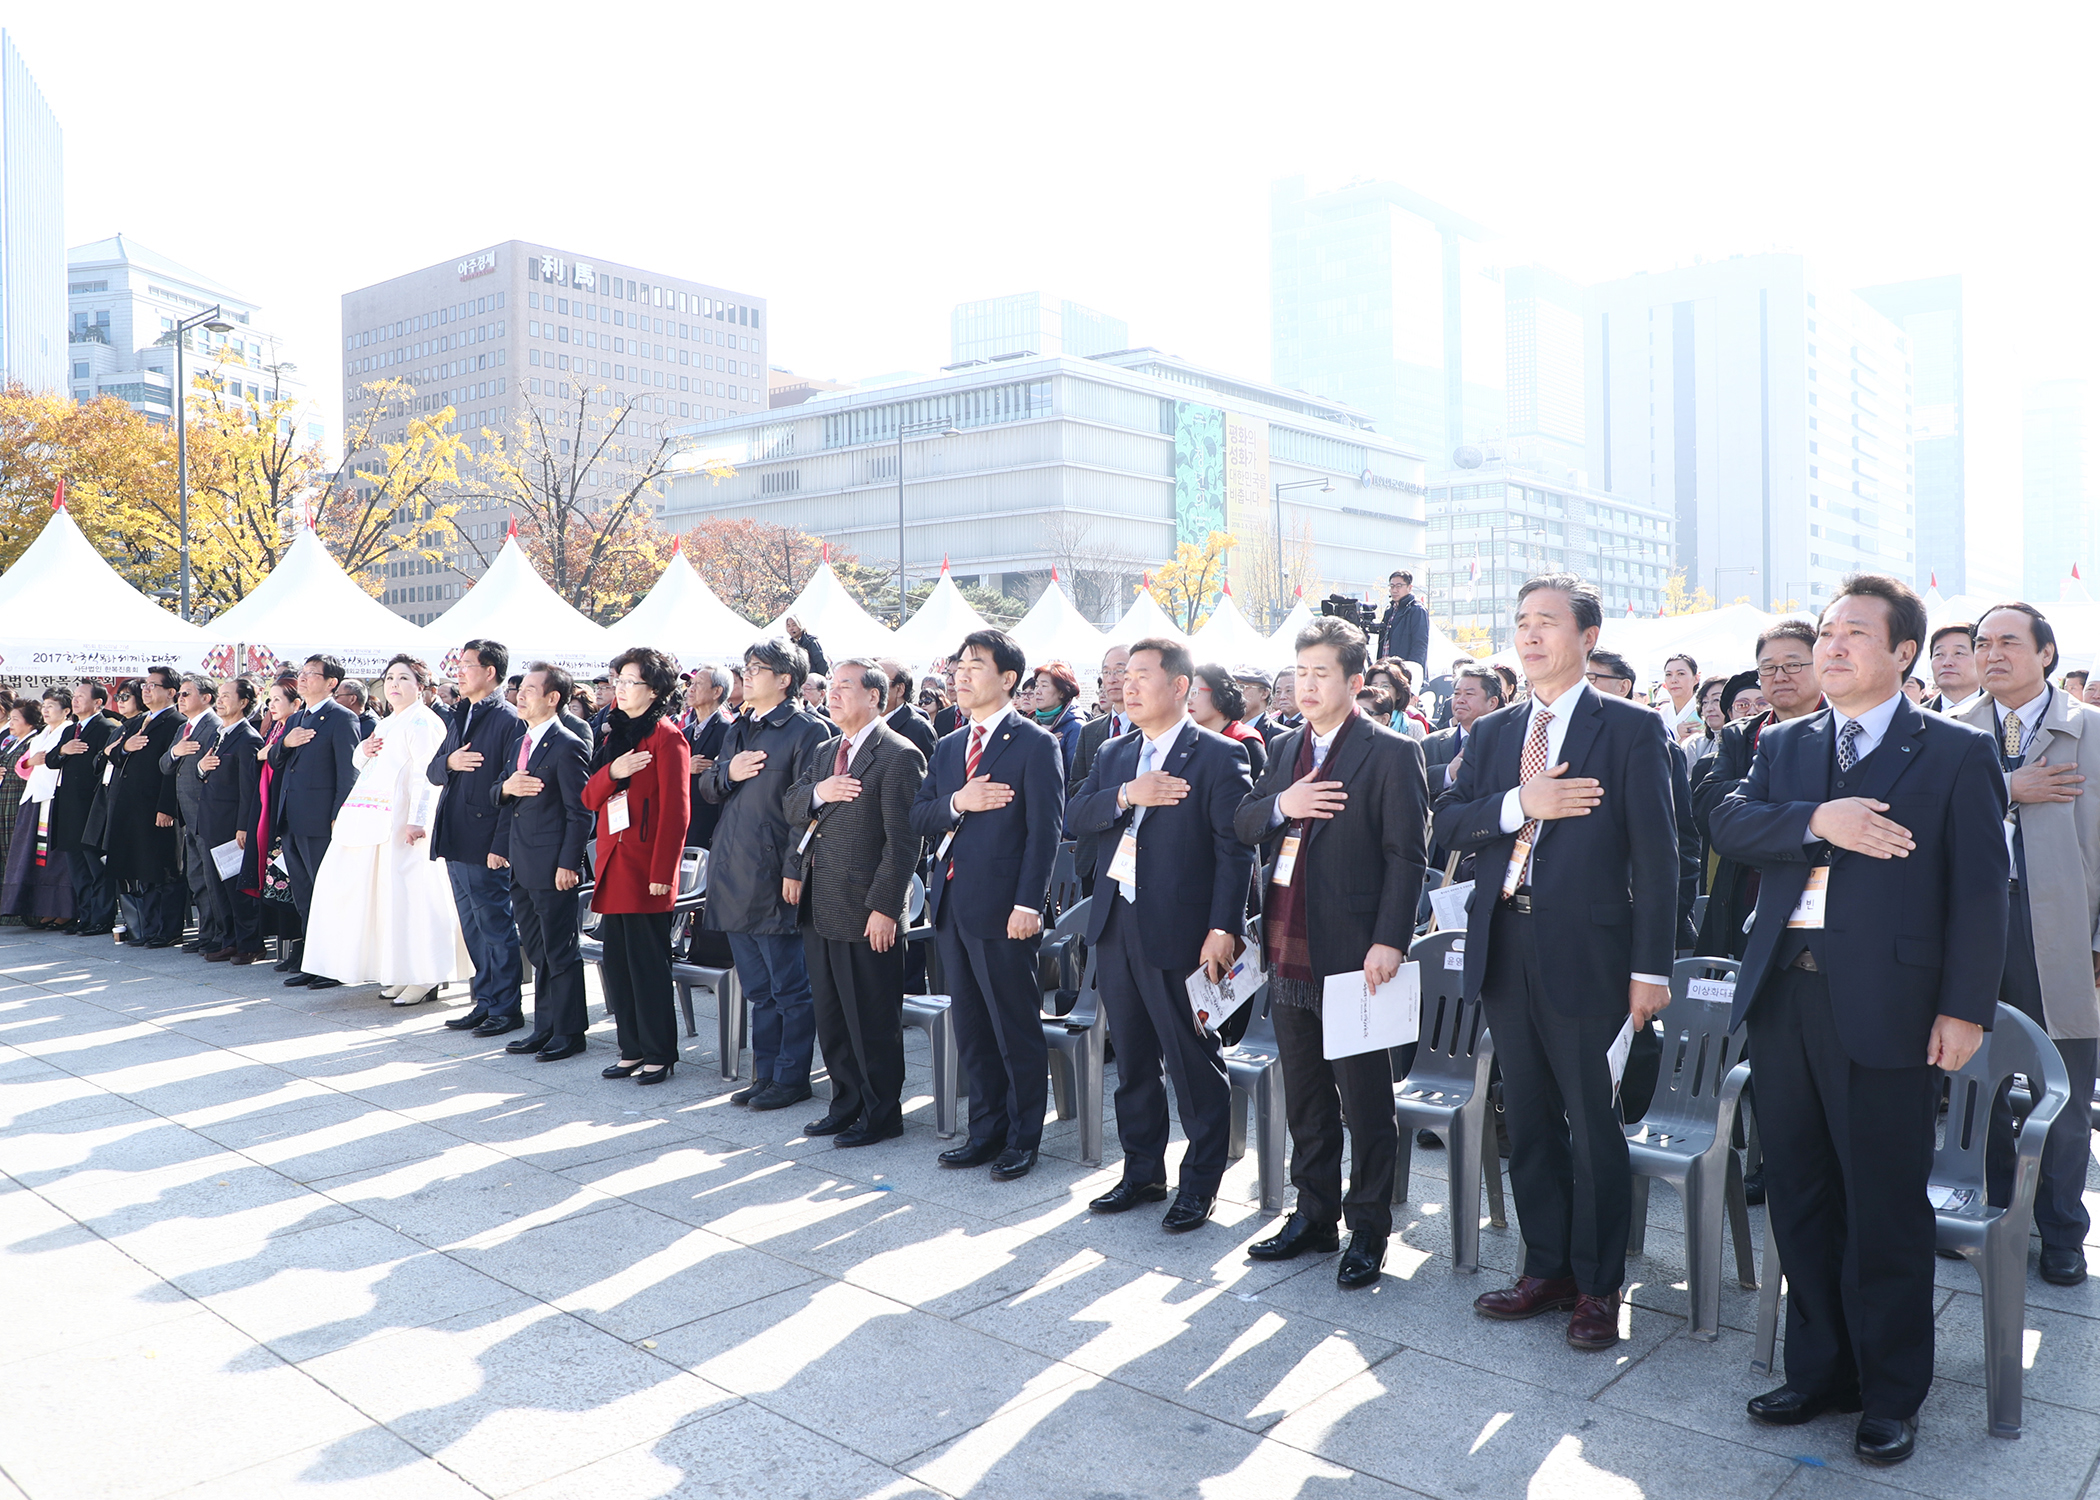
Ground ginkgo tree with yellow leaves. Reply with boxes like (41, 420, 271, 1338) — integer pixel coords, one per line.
(313, 377, 473, 596)
(1148, 530, 1238, 632)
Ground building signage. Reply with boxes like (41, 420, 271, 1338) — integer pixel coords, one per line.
(457, 250, 498, 281)
(1360, 467, 1426, 495)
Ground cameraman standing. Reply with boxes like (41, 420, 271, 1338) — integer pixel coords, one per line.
(1377, 572, 1430, 676)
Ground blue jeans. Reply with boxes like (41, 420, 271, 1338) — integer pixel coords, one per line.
(448, 860, 522, 1021)
(727, 930, 816, 1089)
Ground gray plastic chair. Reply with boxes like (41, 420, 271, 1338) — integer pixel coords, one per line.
(1624, 956, 1756, 1341)
(1393, 929, 1504, 1272)
(1045, 840, 1082, 924)
(897, 876, 960, 1138)
(1223, 982, 1286, 1214)
(1752, 1003, 2070, 1438)
(1038, 898, 1106, 1167)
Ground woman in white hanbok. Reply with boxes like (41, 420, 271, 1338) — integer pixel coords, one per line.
(303, 655, 473, 1003)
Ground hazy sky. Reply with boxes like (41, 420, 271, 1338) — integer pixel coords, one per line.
(20, 0, 2095, 479)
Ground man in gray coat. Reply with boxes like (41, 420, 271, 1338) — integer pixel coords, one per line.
(1962, 602, 2100, 1286)
(788, 659, 926, 1146)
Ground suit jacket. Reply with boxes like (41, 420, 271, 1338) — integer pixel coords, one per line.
(933, 704, 964, 737)
(105, 707, 183, 881)
(352, 710, 378, 742)
(1957, 689, 2100, 1040)
(47, 714, 113, 852)
(1232, 713, 1429, 978)
(492, 719, 593, 888)
(1422, 724, 1465, 797)
(1710, 695, 2008, 1067)
(160, 711, 223, 827)
(198, 718, 261, 849)
(267, 697, 361, 838)
(423, 695, 523, 863)
(559, 709, 594, 755)
(1691, 712, 1772, 956)
(1433, 687, 1679, 1017)
(1070, 709, 1132, 880)
(700, 699, 838, 935)
(885, 703, 938, 760)
(1067, 720, 1254, 972)
(909, 709, 1065, 939)
(684, 710, 732, 848)
(789, 720, 927, 943)
(1378, 594, 1430, 669)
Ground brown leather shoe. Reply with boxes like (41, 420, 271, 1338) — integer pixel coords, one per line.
(1473, 1275, 1579, 1321)
(203, 948, 237, 962)
(1566, 1293, 1621, 1350)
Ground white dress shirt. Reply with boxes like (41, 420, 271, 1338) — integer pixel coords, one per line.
(814, 715, 882, 810)
(520, 716, 555, 763)
(1497, 679, 1592, 834)
(947, 702, 1036, 916)
(1994, 685, 2050, 759)
(1829, 690, 1903, 765)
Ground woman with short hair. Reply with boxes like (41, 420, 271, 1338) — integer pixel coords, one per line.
(1026, 660, 1085, 776)
(1189, 662, 1268, 779)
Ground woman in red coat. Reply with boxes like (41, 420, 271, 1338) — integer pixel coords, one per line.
(583, 646, 692, 1084)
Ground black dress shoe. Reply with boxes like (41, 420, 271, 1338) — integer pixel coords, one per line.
(1853, 1415, 1916, 1465)
(473, 1016, 524, 1038)
(58, 922, 81, 936)
(2040, 1245, 2089, 1286)
(728, 1083, 763, 1105)
(601, 1060, 643, 1079)
(181, 940, 204, 953)
(803, 1113, 857, 1136)
(1747, 1384, 1863, 1426)
(505, 1032, 554, 1055)
(636, 1062, 676, 1085)
(145, 937, 178, 949)
(444, 1008, 491, 1031)
(305, 977, 341, 991)
(939, 1137, 1007, 1169)
(1247, 1212, 1340, 1262)
(835, 1119, 903, 1148)
(1162, 1191, 1215, 1234)
(536, 1038, 586, 1061)
(990, 1147, 1037, 1181)
(273, 944, 301, 972)
(1336, 1230, 1387, 1289)
(1415, 1128, 1444, 1149)
(749, 1082, 813, 1111)
(282, 971, 316, 987)
(1742, 1168, 1766, 1206)
(1090, 1180, 1170, 1214)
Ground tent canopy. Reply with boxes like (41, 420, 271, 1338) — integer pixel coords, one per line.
(206, 525, 426, 679)
(1186, 589, 1278, 670)
(764, 562, 895, 664)
(611, 544, 761, 669)
(888, 566, 990, 668)
(1102, 588, 1189, 649)
(418, 534, 615, 679)
(0, 505, 208, 675)
(1010, 574, 1108, 678)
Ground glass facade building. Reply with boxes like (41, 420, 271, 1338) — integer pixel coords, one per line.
(0, 31, 63, 393)
(2022, 379, 2096, 599)
(1858, 276, 1966, 594)
(949, 292, 1128, 365)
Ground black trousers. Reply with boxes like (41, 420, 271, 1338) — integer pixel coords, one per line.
(804, 925, 906, 1130)
(181, 824, 228, 950)
(1479, 904, 1632, 1296)
(1273, 994, 1396, 1234)
(133, 869, 186, 944)
(934, 899, 1046, 1151)
(67, 848, 116, 930)
(1987, 877, 2097, 1250)
(601, 910, 677, 1066)
(515, 882, 587, 1044)
(1750, 963, 1939, 1420)
(283, 831, 331, 926)
(1097, 899, 1231, 1195)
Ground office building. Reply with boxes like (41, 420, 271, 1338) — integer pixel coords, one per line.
(949, 292, 1127, 365)
(769, 365, 854, 408)
(1858, 276, 1967, 594)
(1426, 455, 1673, 651)
(1588, 254, 1915, 610)
(663, 349, 1426, 630)
(0, 31, 62, 392)
(67, 235, 314, 433)
(2022, 379, 2096, 598)
(1503, 264, 1589, 473)
(340, 240, 766, 623)
(1271, 175, 1505, 466)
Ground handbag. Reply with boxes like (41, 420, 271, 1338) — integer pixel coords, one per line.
(262, 851, 296, 907)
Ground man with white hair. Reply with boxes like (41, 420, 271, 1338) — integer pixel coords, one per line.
(685, 665, 734, 849)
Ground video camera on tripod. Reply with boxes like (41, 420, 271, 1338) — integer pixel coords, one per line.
(1317, 594, 1379, 635)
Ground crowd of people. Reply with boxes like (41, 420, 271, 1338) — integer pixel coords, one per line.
(6, 563, 2090, 1469)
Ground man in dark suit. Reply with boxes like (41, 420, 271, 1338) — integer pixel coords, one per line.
(493, 663, 594, 1061)
(1711, 574, 2007, 1466)
(268, 655, 362, 985)
(879, 659, 939, 759)
(160, 676, 225, 957)
(194, 677, 264, 962)
(1232, 665, 1275, 741)
(1267, 668, 1301, 741)
(1587, 649, 1702, 951)
(107, 667, 186, 946)
(1435, 575, 1678, 1352)
(334, 679, 379, 741)
(1068, 637, 1253, 1231)
(1376, 570, 1430, 672)
(683, 666, 733, 850)
(425, 638, 526, 1035)
(1423, 664, 1504, 799)
(909, 628, 1065, 1181)
(1069, 644, 1132, 898)
(51, 680, 117, 934)
(1921, 621, 1982, 714)
(1234, 616, 1429, 1287)
(789, 659, 927, 1146)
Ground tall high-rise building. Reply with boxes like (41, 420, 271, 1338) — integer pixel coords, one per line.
(1503, 264, 1589, 474)
(2022, 379, 2096, 599)
(67, 235, 314, 434)
(949, 292, 1127, 364)
(1858, 276, 1966, 594)
(1587, 254, 1915, 610)
(1270, 176, 1504, 464)
(0, 31, 63, 392)
(341, 240, 766, 624)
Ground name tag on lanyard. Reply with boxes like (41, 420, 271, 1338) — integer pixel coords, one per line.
(1271, 832, 1301, 886)
(1788, 865, 1828, 928)
(606, 791, 630, 834)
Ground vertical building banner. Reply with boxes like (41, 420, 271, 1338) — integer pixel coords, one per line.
(1173, 401, 1226, 546)
(1224, 409, 1271, 535)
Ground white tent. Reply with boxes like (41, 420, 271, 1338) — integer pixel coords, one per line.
(887, 564, 990, 668)
(1010, 572, 1108, 674)
(418, 532, 615, 679)
(0, 504, 209, 675)
(1187, 588, 1278, 669)
(764, 561, 895, 663)
(1266, 598, 1314, 659)
(1102, 587, 1189, 648)
(610, 541, 762, 668)
(205, 524, 427, 680)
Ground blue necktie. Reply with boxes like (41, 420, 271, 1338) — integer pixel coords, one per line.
(1120, 738, 1157, 904)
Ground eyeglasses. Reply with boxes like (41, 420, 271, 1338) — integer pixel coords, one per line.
(1583, 671, 1631, 686)
(1756, 660, 1813, 680)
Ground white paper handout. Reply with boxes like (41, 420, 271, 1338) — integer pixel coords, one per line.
(1606, 1016, 1637, 1089)
(210, 839, 245, 881)
(1186, 936, 1262, 1037)
(1428, 879, 1474, 932)
(1321, 962, 1421, 1060)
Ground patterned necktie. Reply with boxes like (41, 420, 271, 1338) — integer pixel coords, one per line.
(1515, 707, 1554, 849)
(965, 724, 986, 780)
(1837, 719, 1863, 773)
(2002, 712, 2023, 760)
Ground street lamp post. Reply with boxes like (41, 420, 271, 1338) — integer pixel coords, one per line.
(1270, 477, 1333, 632)
(171, 304, 236, 621)
(894, 413, 964, 627)
(1714, 565, 1759, 605)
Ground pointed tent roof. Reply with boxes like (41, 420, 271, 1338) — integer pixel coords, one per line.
(1102, 587, 1188, 648)
(205, 525, 426, 678)
(1266, 598, 1314, 657)
(0, 505, 209, 674)
(888, 564, 991, 667)
(764, 562, 895, 662)
(1010, 573, 1108, 675)
(1187, 589, 1279, 669)
(611, 544, 762, 668)
(2064, 569, 2093, 604)
(417, 534, 615, 678)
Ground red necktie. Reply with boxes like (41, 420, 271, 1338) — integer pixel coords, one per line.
(835, 736, 850, 777)
(179, 721, 193, 742)
(965, 723, 986, 780)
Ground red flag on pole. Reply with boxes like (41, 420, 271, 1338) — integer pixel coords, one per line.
(51, 479, 64, 511)
(1930, 570, 1938, 589)
(505, 516, 518, 539)
(670, 533, 682, 556)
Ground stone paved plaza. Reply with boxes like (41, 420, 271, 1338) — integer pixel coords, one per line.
(2, 925, 2097, 1499)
